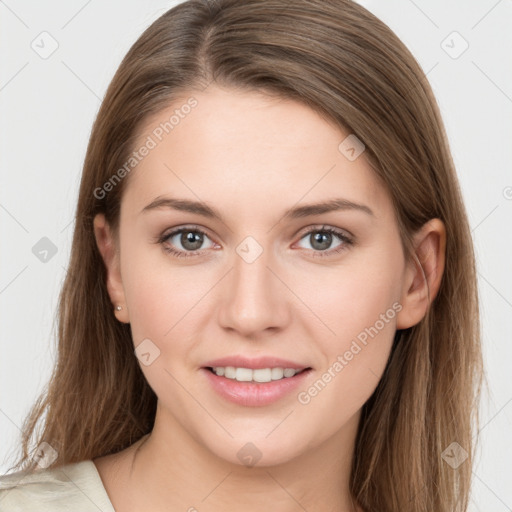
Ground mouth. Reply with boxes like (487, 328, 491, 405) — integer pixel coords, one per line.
(200, 362, 313, 407)
(204, 366, 311, 383)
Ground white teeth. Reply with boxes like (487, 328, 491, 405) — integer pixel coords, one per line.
(224, 366, 236, 379)
(212, 366, 302, 382)
(235, 367, 253, 381)
(271, 368, 284, 380)
(253, 368, 272, 382)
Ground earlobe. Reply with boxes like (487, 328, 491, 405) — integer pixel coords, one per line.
(93, 213, 130, 323)
(396, 218, 446, 330)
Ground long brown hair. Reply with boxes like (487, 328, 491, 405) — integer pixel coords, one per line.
(7, 1, 484, 510)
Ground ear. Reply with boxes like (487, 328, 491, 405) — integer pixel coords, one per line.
(396, 218, 446, 330)
(93, 213, 130, 324)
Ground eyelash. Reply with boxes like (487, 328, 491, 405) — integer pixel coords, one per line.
(156, 224, 354, 259)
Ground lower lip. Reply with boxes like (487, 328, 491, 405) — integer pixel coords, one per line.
(201, 368, 312, 407)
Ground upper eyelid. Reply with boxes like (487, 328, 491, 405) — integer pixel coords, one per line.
(163, 225, 216, 242)
(295, 224, 353, 240)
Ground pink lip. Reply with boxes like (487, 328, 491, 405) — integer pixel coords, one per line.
(202, 355, 310, 371)
(201, 367, 313, 407)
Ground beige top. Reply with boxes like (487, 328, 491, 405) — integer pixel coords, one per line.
(0, 460, 115, 511)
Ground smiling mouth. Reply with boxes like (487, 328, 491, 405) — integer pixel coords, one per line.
(205, 366, 312, 383)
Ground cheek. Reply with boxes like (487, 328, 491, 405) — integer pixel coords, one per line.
(121, 243, 218, 364)
(298, 247, 402, 398)
(120, 254, 210, 412)
(120, 234, 183, 330)
(306, 250, 403, 344)
(293, 263, 401, 440)
(125, 268, 198, 347)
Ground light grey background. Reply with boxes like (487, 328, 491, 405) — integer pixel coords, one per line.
(1, 1, 511, 510)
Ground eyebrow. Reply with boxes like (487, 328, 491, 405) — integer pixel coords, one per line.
(140, 196, 374, 221)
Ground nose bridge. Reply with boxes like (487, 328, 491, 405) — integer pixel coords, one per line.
(219, 234, 288, 335)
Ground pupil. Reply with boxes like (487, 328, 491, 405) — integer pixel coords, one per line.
(312, 232, 331, 250)
(182, 231, 203, 250)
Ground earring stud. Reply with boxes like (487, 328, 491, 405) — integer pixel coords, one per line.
(115, 305, 122, 311)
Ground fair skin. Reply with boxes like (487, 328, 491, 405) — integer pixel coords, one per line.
(93, 85, 445, 512)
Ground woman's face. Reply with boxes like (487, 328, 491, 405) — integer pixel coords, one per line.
(99, 85, 412, 466)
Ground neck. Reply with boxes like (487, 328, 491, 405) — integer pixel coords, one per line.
(124, 403, 362, 512)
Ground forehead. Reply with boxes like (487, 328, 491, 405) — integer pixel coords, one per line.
(122, 85, 390, 222)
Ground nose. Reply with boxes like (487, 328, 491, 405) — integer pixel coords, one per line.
(217, 239, 291, 339)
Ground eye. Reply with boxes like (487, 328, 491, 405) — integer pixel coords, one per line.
(156, 224, 353, 259)
(295, 225, 353, 258)
(157, 226, 217, 258)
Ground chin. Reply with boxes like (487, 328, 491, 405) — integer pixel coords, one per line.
(203, 433, 309, 469)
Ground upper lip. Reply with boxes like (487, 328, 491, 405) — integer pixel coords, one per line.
(202, 355, 311, 371)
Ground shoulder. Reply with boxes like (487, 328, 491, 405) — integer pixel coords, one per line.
(0, 460, 115, 512)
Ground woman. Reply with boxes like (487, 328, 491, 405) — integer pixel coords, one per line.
(0, 0, 483, 510)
